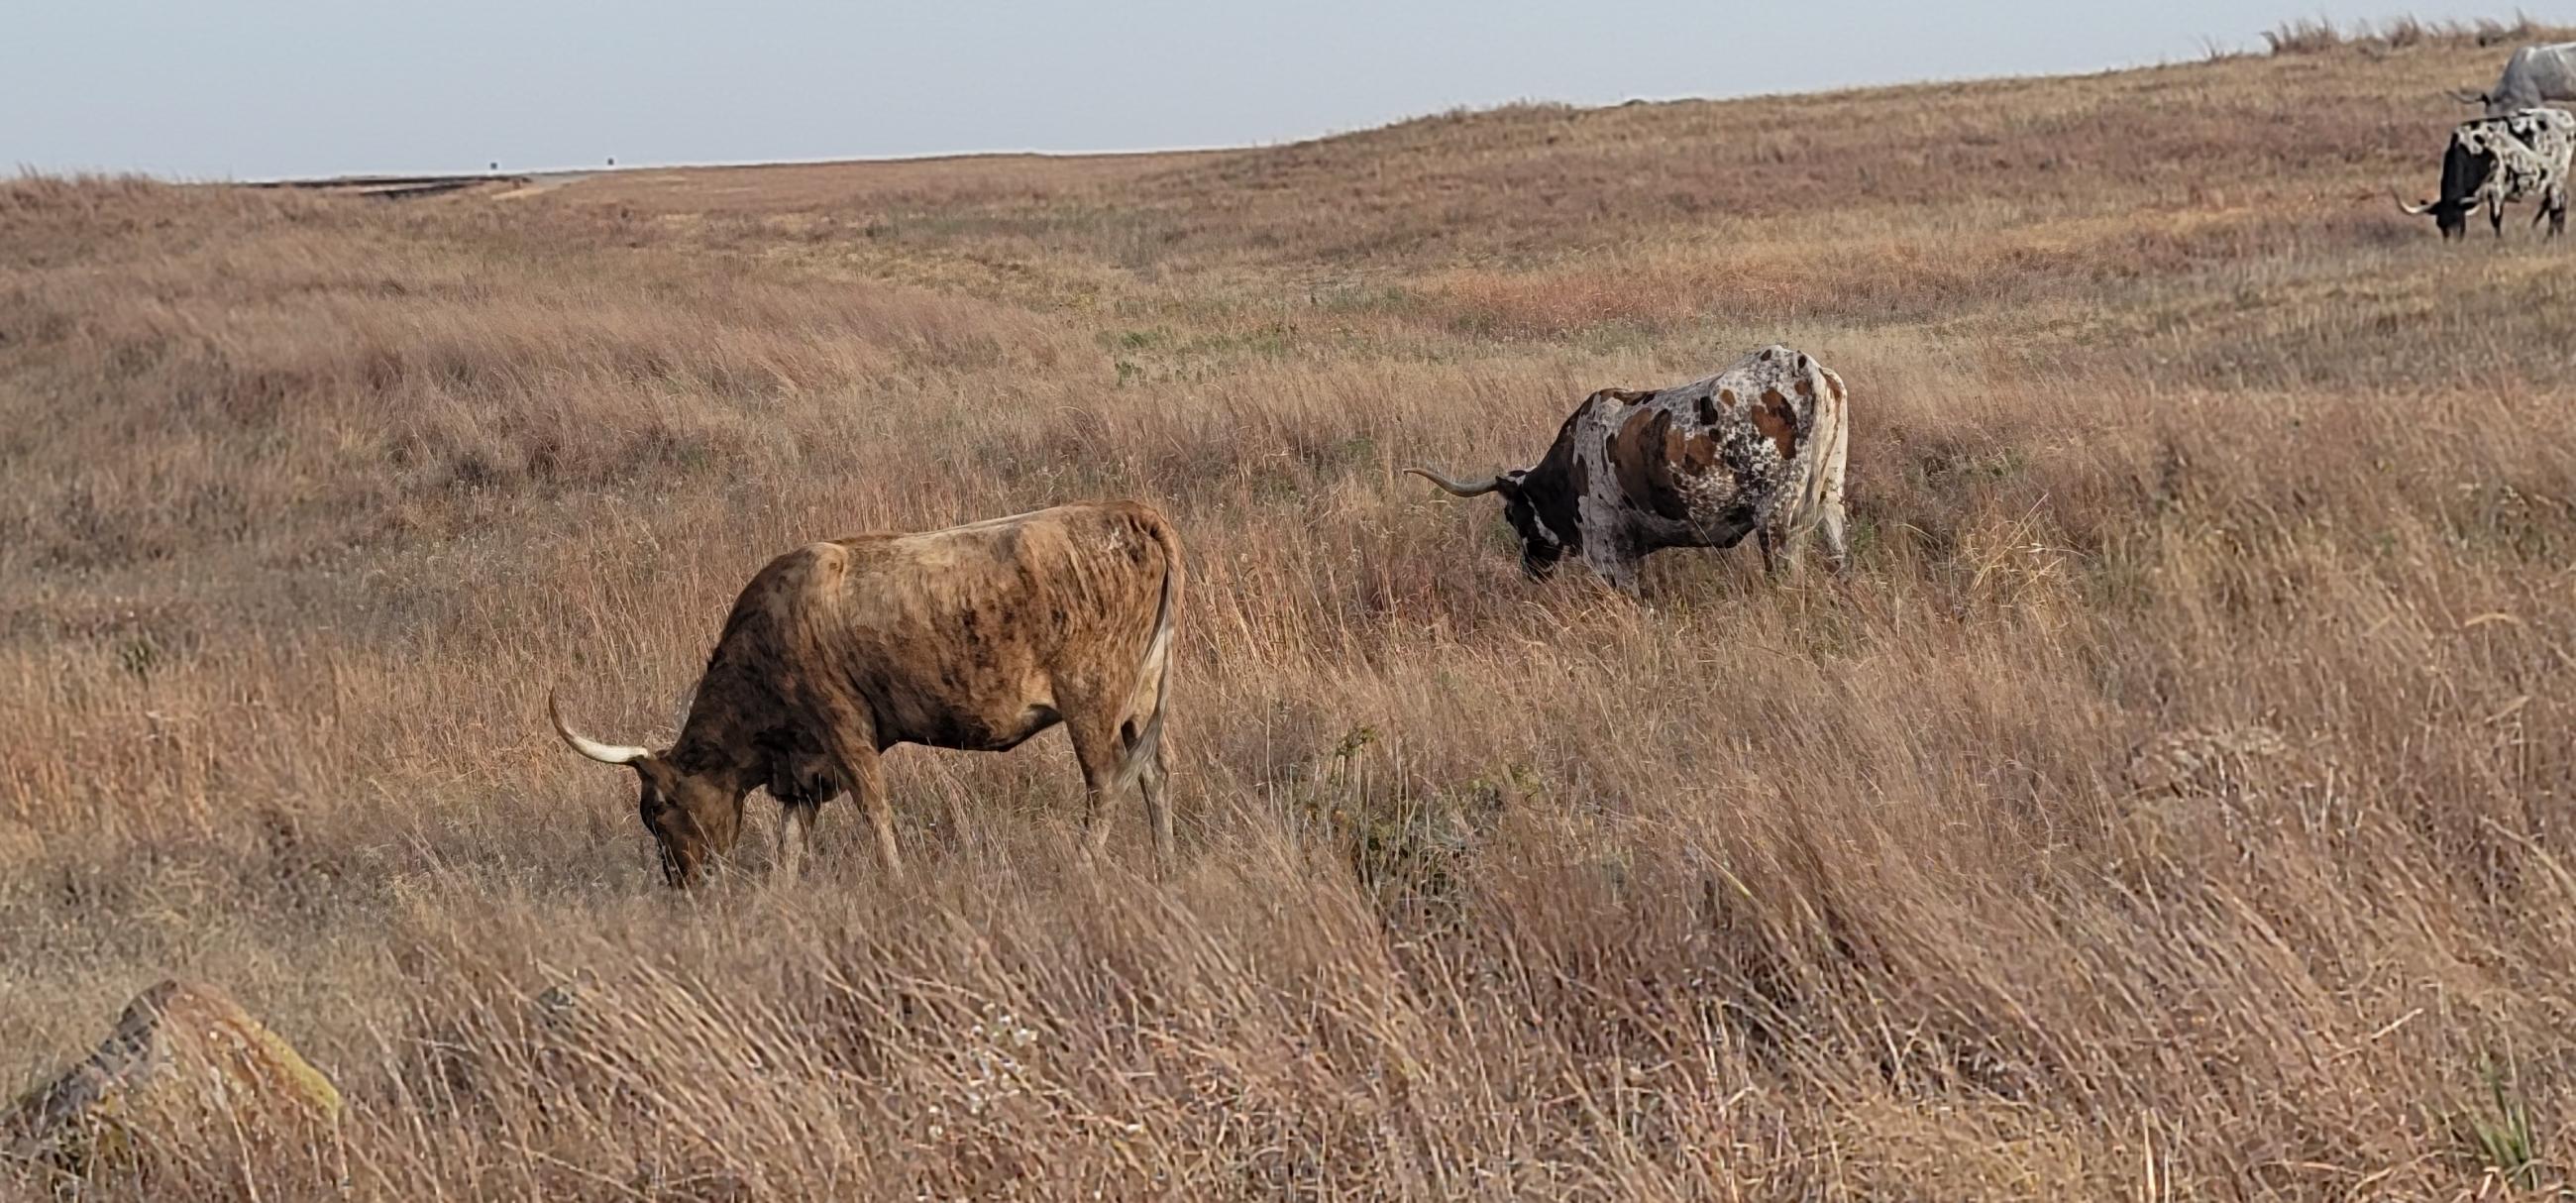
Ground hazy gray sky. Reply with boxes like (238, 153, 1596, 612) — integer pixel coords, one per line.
(11, 2, 2572, 179)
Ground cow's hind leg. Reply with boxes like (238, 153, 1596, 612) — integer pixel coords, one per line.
(1062, 709, 1129, 858)
(1817, 502, 1851, 578)
(1758, 520, 1805, 581)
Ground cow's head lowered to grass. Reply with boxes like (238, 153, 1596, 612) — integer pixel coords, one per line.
(551, 694, 748, 888)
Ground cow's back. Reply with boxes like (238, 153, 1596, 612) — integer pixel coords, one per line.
(781, 501, 1176, 749)
(1584, 345, 1844, 543)
(2492, 44, 2576, 115)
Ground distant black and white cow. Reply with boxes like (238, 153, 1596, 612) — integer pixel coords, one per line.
(1407, 345, 1850, 595)
(2397, 107, 2575, 240)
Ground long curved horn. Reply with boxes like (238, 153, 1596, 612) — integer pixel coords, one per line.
(1404, 466, 1508, 497)
(550, 691, 651, 766)
(2393, 189, 2441, 216)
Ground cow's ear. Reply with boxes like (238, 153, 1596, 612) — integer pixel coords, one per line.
(634, 755, 680, 793)
(670, 687, 697, 738)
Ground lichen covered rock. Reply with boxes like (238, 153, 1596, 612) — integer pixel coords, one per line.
(4, 979, 341, 1172)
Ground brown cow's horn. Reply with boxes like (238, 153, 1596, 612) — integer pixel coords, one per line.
(550, 691, 651, 766)
(1404, 466, 1508, 497)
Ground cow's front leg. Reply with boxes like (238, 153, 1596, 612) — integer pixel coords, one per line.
(1583, 545, 1645, 597)
(815, 730, 898, 881)
(775, 800, 819, 879)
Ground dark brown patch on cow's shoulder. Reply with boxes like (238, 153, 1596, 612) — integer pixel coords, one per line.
(1611, 406, 1695, 521)
(1610, 407, 1664, 509)
(1752, 388, 1799, 460)
(1695, 393, 1719, 425)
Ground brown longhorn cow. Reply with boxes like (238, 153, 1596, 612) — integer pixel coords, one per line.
(551, 500, 1182, 887)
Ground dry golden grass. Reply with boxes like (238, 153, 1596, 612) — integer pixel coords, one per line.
(6, 34, 2576, 1200)
(2262, 12, 2573, 56)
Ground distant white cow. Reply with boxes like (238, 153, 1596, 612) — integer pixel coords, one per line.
(2461, 43, 2576, 116)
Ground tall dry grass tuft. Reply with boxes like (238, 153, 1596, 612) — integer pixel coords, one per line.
(7, 35, 2576, 1200)
(2263, 18, 2348, 56)
(2263, 12, 2575, 56)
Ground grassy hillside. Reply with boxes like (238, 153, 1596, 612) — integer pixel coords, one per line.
(7, 31, 2576, 1199)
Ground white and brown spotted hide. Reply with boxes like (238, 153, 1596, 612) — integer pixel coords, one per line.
(1411, 344, 1850, 594)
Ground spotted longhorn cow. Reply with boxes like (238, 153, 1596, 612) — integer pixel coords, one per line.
(551, 500, 1182, 887)
(1408, 344, 1850, 594)
(2397, 107, 2575, 240)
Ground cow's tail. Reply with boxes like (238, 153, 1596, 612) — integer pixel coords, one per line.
(1793, 362, 1851, 536)
(1106, 511, 1183, 800)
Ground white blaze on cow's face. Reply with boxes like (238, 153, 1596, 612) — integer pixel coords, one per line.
(1492, 470, 1570, 578)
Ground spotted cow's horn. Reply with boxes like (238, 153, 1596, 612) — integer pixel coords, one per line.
(550, 691, 652, 766)
(1404, 466, 1509, 497)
